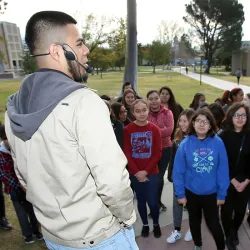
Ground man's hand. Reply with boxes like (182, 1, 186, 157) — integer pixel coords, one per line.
(135, 171, 148, 182)
(178, 198, 187, 206)
(217, 200, 225, 206)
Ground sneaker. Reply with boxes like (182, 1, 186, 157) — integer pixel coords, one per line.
(225, 237, 237, 250)
(34, 231, 43, 241)
(184, 229, 193, 242)
(160, 203, 167, 212)
(0, 217, 12, 230)
(141, 226, 149, 237)
(167, 230, 181, 243)
(24, 235, 35, 244)
(194, 246, 202, 250)
(153, 225, 162, 238)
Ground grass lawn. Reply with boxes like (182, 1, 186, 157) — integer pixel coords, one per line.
(0, 71, 224, 250)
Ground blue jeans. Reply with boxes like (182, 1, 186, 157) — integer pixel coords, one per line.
(45, 226, 138, 250)
(131, 174, 159, 225)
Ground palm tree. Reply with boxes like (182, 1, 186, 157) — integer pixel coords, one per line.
(123, 0, 138, 92)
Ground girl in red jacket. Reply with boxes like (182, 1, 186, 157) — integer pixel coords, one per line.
(124, 99, 162, 239)
(147, 90, 174, 210)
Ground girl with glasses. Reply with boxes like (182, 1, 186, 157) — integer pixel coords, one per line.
(173, 109, 229, 250)
(219, 103, 250, 250)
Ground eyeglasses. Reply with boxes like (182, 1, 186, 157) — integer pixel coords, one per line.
(233, 113, 247, 119)
(195, 119, 210, 125)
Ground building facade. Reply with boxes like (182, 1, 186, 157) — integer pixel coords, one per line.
(231, 41, 250, 76)
(0, 21, 23, 77)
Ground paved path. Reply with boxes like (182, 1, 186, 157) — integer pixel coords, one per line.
(134, 175, 250, 249)
(172, 67, 250, 93)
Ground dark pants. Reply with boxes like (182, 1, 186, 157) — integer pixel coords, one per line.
(0, 181, 5, 218)
(237, 76, 240, 84)
(221, 184, 250, 238)
(158, 147, 171, 204)
(131, 174, 159, 226)
(186, 189, 225, 249)
(11, 192, 39, 237)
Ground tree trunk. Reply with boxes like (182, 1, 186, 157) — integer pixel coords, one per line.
(153, 64, 156, 73)
(205, 56, 212, 74)
(123, 0, 138, 93)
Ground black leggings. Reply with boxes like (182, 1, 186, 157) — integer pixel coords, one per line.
(158, 147, 171, 204)
(186, 189, 225, 249)
(221, 184, 250, 238)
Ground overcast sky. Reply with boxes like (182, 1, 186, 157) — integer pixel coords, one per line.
(0, 0, 249, 44)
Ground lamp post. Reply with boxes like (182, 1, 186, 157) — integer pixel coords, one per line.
(200, 56, 203, 85)
(179, 58, 182, 74)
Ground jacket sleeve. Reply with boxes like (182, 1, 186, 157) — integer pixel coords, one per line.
(159, 110, 174, 138)
(217, 139, 230, 200)
(167, 142, 177, 182)
(144, 126, 162, 174)
(74, 91, 135, 225)
(123, 127, 140, 174)
(114, 121, 124, 149)
(5, 113, 27, 190)
(173, 142, 187, 199)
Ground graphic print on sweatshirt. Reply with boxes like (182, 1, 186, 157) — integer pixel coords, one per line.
(192, 147, 214, 173)
(131, 131, 152, 158)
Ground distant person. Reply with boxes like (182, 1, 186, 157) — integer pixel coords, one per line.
(111, 102, 131, 127)
(122, 89, 137, 121)
(236, 68, 241, 85)
(185, 66, 188, 74)
(116, 82, 141, 103)
(214, 98, 223, 106)
(189, 93, 206, 110)
(5, 11, 138, 250)
(223, 88, 244, 113)
(159, 86, 183, 139)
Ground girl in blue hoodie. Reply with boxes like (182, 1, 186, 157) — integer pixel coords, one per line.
(173, 109, 230, 250)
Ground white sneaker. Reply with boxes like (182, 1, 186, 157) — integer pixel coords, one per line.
(167, 230, 181, 243)
(184, 229, 193, 242)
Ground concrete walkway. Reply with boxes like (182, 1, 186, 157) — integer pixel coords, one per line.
(172, 67, 250, 93)
(134, 177, 250, 249)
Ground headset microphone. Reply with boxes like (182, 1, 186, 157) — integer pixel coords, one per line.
(60, 45, 93, 74)
(31, 43, 93, 74)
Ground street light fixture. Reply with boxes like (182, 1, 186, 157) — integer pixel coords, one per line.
(200, 56, 204, 85)
(179, 58, 182, 74)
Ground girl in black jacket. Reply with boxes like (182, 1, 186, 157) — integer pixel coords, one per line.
(219, 103, 250, 250)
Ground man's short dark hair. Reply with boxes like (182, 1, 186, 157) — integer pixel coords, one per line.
(25, 11, 77, 54)
(100, 95, 111, 101)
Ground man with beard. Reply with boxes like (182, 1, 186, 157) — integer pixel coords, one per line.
(5, 11, 138, 250)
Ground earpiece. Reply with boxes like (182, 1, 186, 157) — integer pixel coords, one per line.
(56, 43, 76, 61)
